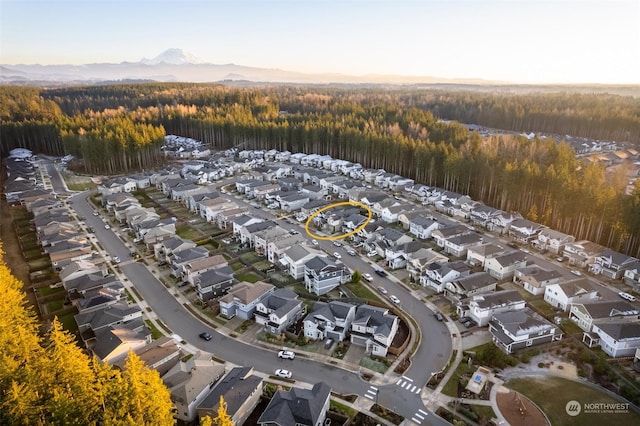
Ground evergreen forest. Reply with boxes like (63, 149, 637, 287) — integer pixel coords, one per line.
(1, 83, 640, 257)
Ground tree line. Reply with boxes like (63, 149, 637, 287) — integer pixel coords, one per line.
(0, 245, 175, 425)
(1, 83, 639, 256)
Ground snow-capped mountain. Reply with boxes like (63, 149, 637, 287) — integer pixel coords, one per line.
(140, 48, 203, 65)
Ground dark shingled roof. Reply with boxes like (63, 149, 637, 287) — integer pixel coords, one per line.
(258, 382, 331, 425)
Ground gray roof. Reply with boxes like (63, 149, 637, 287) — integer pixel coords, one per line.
(515, 265, 563, 282)
(74, 300, 141, 331)
(578, 300, 639, 319)
(352, 305, 397, 340)
(258, 382, 331, 425)
(162, 236, 194, 251)
(198, 367, 262, 413)
(262, 289, 301, 318)
(435, 224, 470, 238)
(470, 289, 524, 309)
(596, 321, 640, 340)
(492, 308, 559, 337)
(455, 272, 496, 292)
(555, 278, 601, 298)
(285, 245, 312, 262)
(92, 319, 149, 359)
(305, 301, 356, 324)
(492, 251, 528, 267)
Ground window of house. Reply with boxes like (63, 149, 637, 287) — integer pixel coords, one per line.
(526, 339, 533, 346)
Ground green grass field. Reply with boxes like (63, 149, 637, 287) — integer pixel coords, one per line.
(507, 376, 640, 426)
(234, 272, 262, 283)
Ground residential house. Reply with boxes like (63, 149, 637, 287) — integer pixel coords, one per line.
(489, 211, 522, 233)
(591, 248, 638, 279)
(432, 224, 471, 247)
(350, 305, 399, 357)
(254, 288, 305, 335)
(154, 237, 196, 263)
(489, 308, 563, 354)
(141, 221, 176, 247)
(303, 301, 357, 341)
(193, 266, 234, 301)
(282, 245, 323, 280)
(169, 246, 209, 279)
(420, 260, 471, 293)
(91, 323, 151, 364)
(444, 232, 484, 257)
(267, 233, 306, 264)
(98, 177, 137, 195)
(279, 193, 310, 212)
(543, 279, 604, 311)
(586, 322, 640, 358)
(385, 241, 425, 270)
(184, 254, 228, 286)
(484, 251, 529, 280)
(216, 207, 248, 230)
(253, 226, 290, 256)
(258, 382, 331, 426)
(197, 367, 263, 426)
(199, 198, 238, 222)
(466, 243, 507, 268)
(304, 256, 351, 296)
(407, 248, 449, 277)
(507, 218, 547, 243)
(562, 240, 606, 267)
(459, 289, 526, 326)
(469, 204, 502, 228)
(569, 300, 639, 332)
(408, 215, 440, 239)
(219, 281, 275, 320)
(513, 265, 564, 296)
(163, 352, 226, 423)
(187, 189, 219, 213)
(624, 260, 640, 290)
(112, 336, 182, 377)
(533, 229, 575, 254)
(445, 272, 497, 302)
(301, 184, 326, 201)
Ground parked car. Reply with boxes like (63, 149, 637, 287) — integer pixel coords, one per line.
(556, 257, 565, 262)
(93, 212, 99, 216)
(619, 292, 637, 302)
(570, 270, 583, 276)
(378, 286, 388, 294)
(363, 273, 373, 282)
(390, 295, 401, 304)
(333, 241, 342, 247)
(464, 320, 478, 328)
(374, 269, 387, 277)
(333, 252, 342, 259)
(347, 249, 356, 256)
(199, 332, 212, 341)
(113, 256, 121, 264)
(312, 239, 319, 246)
(278, 350, 295, 360)
(458, 316, 471, 324)
(324, 338, 334, 349)
(104, 224, 111, 230)
(274, 369, 292, 379)
(434, 312, 444, 321)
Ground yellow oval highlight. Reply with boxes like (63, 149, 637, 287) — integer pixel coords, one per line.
(305, 201, 372, 241)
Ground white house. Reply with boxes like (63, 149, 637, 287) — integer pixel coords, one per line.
(350, 305, 398, 357)
(460, 289, 526, 326)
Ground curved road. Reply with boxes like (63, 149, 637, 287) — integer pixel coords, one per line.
(54, 168, 451, 425)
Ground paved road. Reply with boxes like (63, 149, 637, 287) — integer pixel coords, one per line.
(51, 167, 450, 425)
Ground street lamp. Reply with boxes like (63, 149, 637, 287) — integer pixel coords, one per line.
(375, 388, 379, 405)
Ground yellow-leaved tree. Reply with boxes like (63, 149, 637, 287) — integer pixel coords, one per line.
(214, 395, 232, 426)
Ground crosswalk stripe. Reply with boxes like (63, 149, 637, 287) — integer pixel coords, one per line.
(415, 387, 421, 394)
(396, 379, 403, 385)
(402, 382, 411, 389)
(402, 375, 414, 382)
(418, 409, 429, 416)
(369, 386, 378, 391)
(411, 417, 422, 424)
(409, 385, 417, 393)
(364, 394, 374, 400)
(415, 413, 424, 420)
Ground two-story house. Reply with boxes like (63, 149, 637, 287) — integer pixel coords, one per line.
(303, 301, 357, 341)
(569, 300, 639, 332)
(219, 281, 275, 320)
(254, 288, 305, 335)
(350, 305, 399, 357)
(489, 308, 563, 354)
(513, 265, 564, 296)
(444, 232, 484, 258)
(445, 272, 497, 303)
(421, 260, 471, 293)
(543, 278, 604, 311)
(533, 228, 575, 254)
(193, 266, 234, 301)
(459, 289, 526, 326)
(586, 321, 640, 358)
(484, 251, 529, 280)
(304, 256, 351, 296)
(258, 382, 331, 426)
(591, 248, 638, 279)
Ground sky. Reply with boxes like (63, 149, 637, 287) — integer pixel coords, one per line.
(0, 0, 638, 84)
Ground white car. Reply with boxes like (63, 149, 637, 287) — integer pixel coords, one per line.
(278, 350, 295, 360)
(619, 292, 637, 302)
(363, 273, 373, 282)
(390, 295, 400, 304)
(312, 239, 319, 246)
(570, 270, 582, 276)
(378, 286, 388, 294)
(113, 256, 121, 264)
(93, 212, 99, 216)
(333, 252, 342, 259)
(104, 224, 111, 230)
(274, 369, 292, 379)
(333, 241, 342, 247)
(347, 249, 356, 256)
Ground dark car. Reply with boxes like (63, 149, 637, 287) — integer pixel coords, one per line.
(199, 332, 212, 341)
(464, 320, 477, 328)
(434, 312, 444, 321)
(324, 338, 334, 349)
(458, 316, 471, 324)
(374, 269, 387, 277)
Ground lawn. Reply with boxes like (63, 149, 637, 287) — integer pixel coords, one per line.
(528, 298, 557, 319)
(234, 272, 262, 283)
(345, 282, 379, 300)
(175, 224, 201, 240)
(145, 320, 164, 340)
(37, 285, 65, 297)
(57, 312, 79, 334)
(507, 376, 640, 426)
(47, 299, 65, 312)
